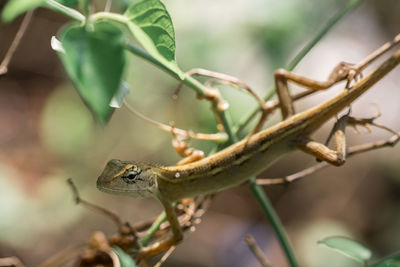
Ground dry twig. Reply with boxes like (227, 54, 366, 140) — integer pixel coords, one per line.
(244, 235, 272, 267)
(0, 11, 33, 75)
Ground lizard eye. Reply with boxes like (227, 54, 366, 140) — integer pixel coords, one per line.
(122, 167, 141, 184)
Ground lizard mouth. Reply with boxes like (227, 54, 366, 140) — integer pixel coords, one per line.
(96, 180, 153, 198)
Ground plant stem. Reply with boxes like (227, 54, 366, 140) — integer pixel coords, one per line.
(249, 179, 299, 267)
(44, 0, 85, 22)
(125, 43, 181, 79)
(234, 0, 364, 135)
(140, 211, 168, 247)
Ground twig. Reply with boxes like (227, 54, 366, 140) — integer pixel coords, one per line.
(123, 101, 228, 142)
(185, 68, 269, 134)
(354, 33, 400, 72)
(186, 68, 265, 108)
(104, 0, 113, 12)
(38, 245, 85, 267)
(153, 246, 176, 267)
(245, 235, 272, 267)
(0, 11, 34, 75)
(0, 257, 26, 267)
(66, 179, 130, 234)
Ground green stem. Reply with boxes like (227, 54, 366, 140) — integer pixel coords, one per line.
(80, 0, 90, 19)
(286, 0, 363, 71)
(249, 179, 299, 267)
(125, 43, 181, 80)
(234, 0, 364, 135)
(43, 0, 85, 22)
(140, 210, 168, 247)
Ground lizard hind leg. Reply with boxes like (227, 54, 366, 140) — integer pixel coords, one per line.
(296, 112, 399, 166)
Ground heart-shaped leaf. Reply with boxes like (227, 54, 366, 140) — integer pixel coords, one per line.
(124, 0, 184, 79)
(57, 21, 126, 124)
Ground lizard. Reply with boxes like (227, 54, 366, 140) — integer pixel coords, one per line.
(97, 34, 400, 255)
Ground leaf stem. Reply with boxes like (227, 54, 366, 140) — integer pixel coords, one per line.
(125, 42, 181, 79)
(43, 0, 85, 22)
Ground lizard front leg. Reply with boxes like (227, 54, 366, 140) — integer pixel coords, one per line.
(275, 62, 357, 120)
(159, 197, 183, 244)
(137, 198, 183, 260)
(275, 33, 400, 120)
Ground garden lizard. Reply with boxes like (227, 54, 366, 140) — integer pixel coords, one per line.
(97, 35, 400, 252)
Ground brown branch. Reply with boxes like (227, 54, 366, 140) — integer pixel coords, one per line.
(244, 235, 272, 267)
(38, 245, 85, 267)
(0, 257, 26, 267)
(153, 246, 176, 267)
(66, 179, 133, 235)
(123, 101, 228, 142)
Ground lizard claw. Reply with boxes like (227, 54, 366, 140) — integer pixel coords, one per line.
(330, 61, 363, 89)
(338, 62, 363, 89)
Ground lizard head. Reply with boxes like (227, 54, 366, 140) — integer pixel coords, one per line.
(97, 159, 159, 198)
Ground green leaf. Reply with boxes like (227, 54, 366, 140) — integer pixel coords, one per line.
(116, 0, 135, 11)
(124, 0, 184, 79)
(371, 251, 400, 267)
(374, 259, 400, 267)
(57, 21, 126, 124)
(318, 236, 372, 264)
(1, 0, 43, 23)
(56, 0, 78, 8)
(112, 246, 137, 267)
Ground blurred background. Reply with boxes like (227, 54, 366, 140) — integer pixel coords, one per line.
(0, 0, 400, 266)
